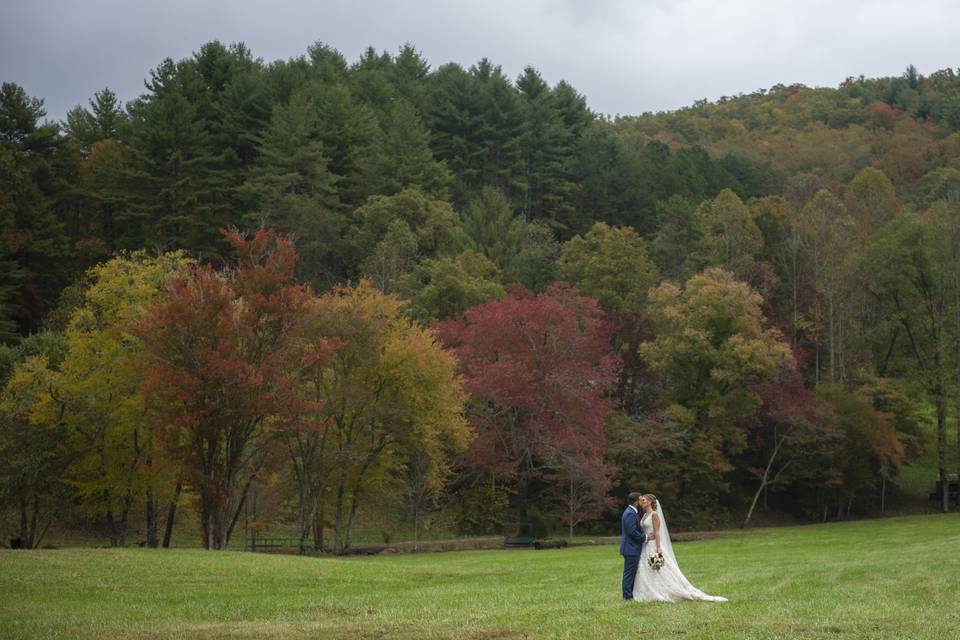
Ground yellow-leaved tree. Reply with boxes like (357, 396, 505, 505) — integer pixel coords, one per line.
(309, 280, 470, 553)
(33, 251, 190, 547)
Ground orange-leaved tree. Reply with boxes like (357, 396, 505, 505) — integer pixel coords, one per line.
(135, 229, 316, 549)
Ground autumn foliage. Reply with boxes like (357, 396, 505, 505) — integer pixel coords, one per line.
(7, 48, 959, 544)
(130, 232, 468, 552)
(135, 229, 319, 549)
(436, 284, 619, 523)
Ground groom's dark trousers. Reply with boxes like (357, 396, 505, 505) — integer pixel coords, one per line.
(620, 506, 646, 600)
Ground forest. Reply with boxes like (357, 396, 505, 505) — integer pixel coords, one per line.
(2, 41, 959, 552)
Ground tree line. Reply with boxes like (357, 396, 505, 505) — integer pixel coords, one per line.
(2, 43, 960, 550)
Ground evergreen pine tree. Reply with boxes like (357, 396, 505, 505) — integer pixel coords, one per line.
(0, 83, 72, 336)
(373, 99, 452, 199)
(122, 58, 229, 256)
(243, 90, 343, 286)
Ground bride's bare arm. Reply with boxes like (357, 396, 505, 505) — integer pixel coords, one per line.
(651, 512, 663, 554)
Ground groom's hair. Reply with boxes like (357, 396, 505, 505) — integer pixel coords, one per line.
(627, 492, 642, 505)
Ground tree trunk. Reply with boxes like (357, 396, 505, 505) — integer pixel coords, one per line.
(106, 510, 121, 547)
(828, 293, 835, 383)
(346, 494, 360, 552)
(333, 470, 347, 554)
(936, 391, 949, 513)
(204, 508, 214, 551)
(791, 246, 799, 344)
(162, 481, 182, 548)
(743, 435, 786, 528)
(930, 285, 951, 514)
(814, 339, 821, 386)
(34, 507, 52, 549)
(215, 475, 234, 550)
(412, 501, 420, 552)
(881, 474, 886, 514)
(344, 447, 382, 552)
(224, 476, 254, 549)
(299, 491, 318, 555)
(18, 495, 29, 548)
(314, 501, 325, 552)
(745, 481, 768, 529)
(29, 495, 40, 549)
(146, 487, 158, 548)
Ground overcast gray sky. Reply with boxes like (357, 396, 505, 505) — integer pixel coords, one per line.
(1, 0, 958, 122)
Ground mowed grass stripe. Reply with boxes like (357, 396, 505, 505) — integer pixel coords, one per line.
(1, 514, 958, 639)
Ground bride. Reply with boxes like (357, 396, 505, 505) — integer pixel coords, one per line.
(632, 494, 727, 602)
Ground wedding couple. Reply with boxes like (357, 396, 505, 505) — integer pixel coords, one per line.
(619, 492, 727, 603)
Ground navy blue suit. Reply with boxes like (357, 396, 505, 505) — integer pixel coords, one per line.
(619, 505, 646, 600)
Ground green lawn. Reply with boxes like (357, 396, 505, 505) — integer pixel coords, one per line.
(1, 515, 959, 640)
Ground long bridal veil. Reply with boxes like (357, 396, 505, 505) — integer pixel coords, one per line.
(650, 500, 728, 603)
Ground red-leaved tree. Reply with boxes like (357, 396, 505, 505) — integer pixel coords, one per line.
(435, 283, 620, 530)
(135, 229, 316, 549)
(743, 364, 838, 528)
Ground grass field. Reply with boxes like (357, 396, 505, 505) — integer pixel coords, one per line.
(1, 515, 959, 640)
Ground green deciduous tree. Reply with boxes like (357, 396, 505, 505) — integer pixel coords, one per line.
(691, 188, 764, 282)
(557, 222, 659, 314)
(817, 384, 904, 519)
(844, 167, 900, 240)
(505, 222, 561, 293)
(641, 268, 792, 518)
(909, 166, 960, 210)
(651, 195, 698, 283)
(360, 218, 419, 295)
(349, 188, 466, 274)
(0, 332, 69, 548)
(799, 189, 857, 383)
(865, 211, 957, 512)
(405, 250, 505, 323)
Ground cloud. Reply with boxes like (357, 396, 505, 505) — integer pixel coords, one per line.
(1, 0, 956, 121)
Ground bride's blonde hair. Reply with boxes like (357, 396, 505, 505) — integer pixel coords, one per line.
(643, 494, 658, 511)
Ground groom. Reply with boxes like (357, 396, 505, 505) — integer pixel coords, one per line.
(619, 492, 646, 600)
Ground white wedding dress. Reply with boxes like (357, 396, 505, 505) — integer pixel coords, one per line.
(632, 504, 727, 602)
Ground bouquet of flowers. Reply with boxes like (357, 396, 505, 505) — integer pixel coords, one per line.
(647, 552, 665, 571)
